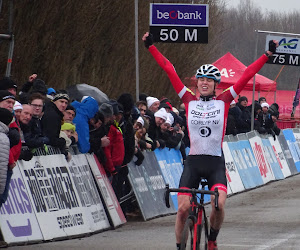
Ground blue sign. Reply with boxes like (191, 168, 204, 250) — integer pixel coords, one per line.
(261, 139, 284, 180)
(154, 148, 183, 210)
(282, 129, 300, 171)
(227, 141, 257, 189)
(150, 3, 209, 27)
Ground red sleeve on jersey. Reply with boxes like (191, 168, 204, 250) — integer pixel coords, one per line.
(217, 54, 269, 103)
(148, 45, 197, 104)
(233, 54, 269, 95)
(148, 45, 184, 94)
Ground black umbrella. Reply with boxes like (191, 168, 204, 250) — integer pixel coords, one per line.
(67, 83, 109, 105)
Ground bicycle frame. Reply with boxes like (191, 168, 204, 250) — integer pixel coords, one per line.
(165, 183, 219, 250)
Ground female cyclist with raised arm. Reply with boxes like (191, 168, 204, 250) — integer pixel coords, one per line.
(142, 32, 278, 250)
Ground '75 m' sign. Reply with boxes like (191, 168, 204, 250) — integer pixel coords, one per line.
(149, 3, 209, 43)
(266, 35, 300, 66)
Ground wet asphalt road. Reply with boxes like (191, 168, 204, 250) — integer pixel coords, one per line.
(10, 174, 300, 250)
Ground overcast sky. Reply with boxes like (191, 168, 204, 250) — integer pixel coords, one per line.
(226, 0, 300, 12)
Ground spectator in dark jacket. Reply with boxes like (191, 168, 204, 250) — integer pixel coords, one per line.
(41, 92, 69, 153)
(24, 93, 49, 149)
(89, 111, 109, 166)
(231, 96, 251, 133)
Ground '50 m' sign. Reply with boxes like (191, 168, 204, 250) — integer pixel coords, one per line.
(149, 3, 209, 43)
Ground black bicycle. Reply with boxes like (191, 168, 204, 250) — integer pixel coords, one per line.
(164, 179, 219, 250)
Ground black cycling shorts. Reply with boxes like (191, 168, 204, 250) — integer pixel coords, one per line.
(179, 154, 227, 193)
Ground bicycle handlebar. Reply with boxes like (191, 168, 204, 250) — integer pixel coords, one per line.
(164, 184, 219, 210)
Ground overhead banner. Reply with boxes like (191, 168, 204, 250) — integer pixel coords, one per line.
(86, 154, 126, 228)
(222, 141, 245, 194)
(128, 151, 175, 220)
(18, 155, 91, 240)
(268, 135, 291, 178)
(282, 129, 300, 172)
(68, 154, 110, 232)
(155, 148, 183, 210)
(247, 132, 275, 184)
(0, 164, 43, 244)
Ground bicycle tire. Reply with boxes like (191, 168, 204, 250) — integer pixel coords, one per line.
(180, 216, 198, 250)
(198, 208, 209, 250)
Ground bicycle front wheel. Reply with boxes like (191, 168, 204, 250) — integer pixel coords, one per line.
(180, 216, 198, 250)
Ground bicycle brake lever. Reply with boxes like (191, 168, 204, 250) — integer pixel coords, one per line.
(214, 187, 219, 211)
(164, 184, 171, 208)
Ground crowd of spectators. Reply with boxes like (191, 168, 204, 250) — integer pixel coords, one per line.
(0, 73, 281, 215)
(226, 96, 281, 138)
(0, 74, 190, 215)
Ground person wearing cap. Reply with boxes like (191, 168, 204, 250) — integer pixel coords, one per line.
(47, 88, 56, 100)
(230, 100, 236, 108)
(147, 107, 168, 150)
(160, 113, 184, 150)
(258, 97, 267, 105)
(0, 108, 13, 208)
(41, 91, 70, 153)
(0, 90, 21, 165)
(230, 96, 252, 133)
(13, 101, 23, 121)
(0, 91, 21, 207)
(19, 74, 49, 104)
(63, 105, 76, 123)
(104, 101, 125, 198)
(143, 31, 279, 249)
(146, 96, 160, 114)
(89, 110, 110, 170)
(97, 103, 124, 180)
(71, 96, 98, 153)
(59, 123, 77, 162)
(0, 77, 18, 96)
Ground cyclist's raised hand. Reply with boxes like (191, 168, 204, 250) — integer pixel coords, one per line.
(142, 32, 154, 49)
(266, 40, 279, 56)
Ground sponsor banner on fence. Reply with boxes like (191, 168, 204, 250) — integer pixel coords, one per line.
(154, 148, 183, 210)
(247, 132, 275, 184)
(268, 135, 291, 178)
(128, 151, 175, 220)
(86, 154, 126, 228)
(261, 137, 284, 180)
(227, 134, 263, 189)
(68, 154, 110, 232)
(277, 133, 298, 175)
(18, 155, 91, 240)
(222, 141, 244, 194)
(0, 164, 43, 244)
(282, 129, 300, 172)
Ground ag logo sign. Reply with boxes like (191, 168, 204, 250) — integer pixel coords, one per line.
(266, 34, 300, 66)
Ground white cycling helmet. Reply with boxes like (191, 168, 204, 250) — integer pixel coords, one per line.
(195, 64, 221, 83)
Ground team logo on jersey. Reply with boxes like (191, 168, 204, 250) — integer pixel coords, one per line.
(198, 126, 211, 137)
(196, 103, 204, 110)
(191, 109, 220, 119)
